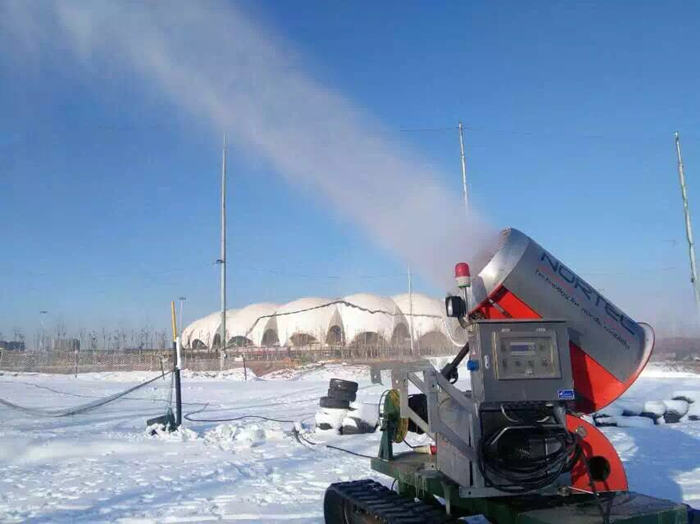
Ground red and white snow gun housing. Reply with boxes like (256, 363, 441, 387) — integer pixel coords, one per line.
(323, 228, 690, 522)
(437, 227, 654, 495)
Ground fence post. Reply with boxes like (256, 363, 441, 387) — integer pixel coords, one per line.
(74, 349, 79, 377)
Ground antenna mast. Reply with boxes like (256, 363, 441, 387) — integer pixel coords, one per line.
(674, 131, 700, 309)
(458, 122, 469, 216)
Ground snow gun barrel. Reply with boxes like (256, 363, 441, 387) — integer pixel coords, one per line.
(468, 228, 654, 413)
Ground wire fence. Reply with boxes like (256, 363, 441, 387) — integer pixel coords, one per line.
(0, 343, 453, 375)
(0, 371, 174, 417)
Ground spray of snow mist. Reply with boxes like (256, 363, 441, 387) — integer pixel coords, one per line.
(2, 0, 496, 287)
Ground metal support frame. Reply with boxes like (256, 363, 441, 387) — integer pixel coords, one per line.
(381, 364, 478, 465)
(371, 360, 568, 498)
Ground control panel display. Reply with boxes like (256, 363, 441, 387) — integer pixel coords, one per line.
(509, 342, 535, 354)
(493, 330, 562, 380)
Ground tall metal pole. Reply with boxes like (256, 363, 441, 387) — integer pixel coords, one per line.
(170, 300, 182, 428)
(458, 122, 469, 216)
(220, 135, 227, 360)
(674, 132, 700, 309)
(407, 266, 415, 356)
(178, 296, 186, 337)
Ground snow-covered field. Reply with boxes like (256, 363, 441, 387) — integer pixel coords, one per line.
(0, 362, 698, 522)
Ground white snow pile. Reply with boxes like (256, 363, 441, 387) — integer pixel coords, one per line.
(593, 386, 699, 427)
(315, 407, 348, 432)
(147, 424, 199, 442)
(314, 402, 379, 434)
(350, 401, 380, 428)
(182, 367, 259, 381)
(0, 362, 697, 522)
(203, 421, 288, 450)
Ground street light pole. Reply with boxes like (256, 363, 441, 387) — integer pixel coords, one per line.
(458, 121, 469, 217)
(219, 135, 227, 369)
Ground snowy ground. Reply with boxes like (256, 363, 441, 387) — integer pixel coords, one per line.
(0, 362, 698, 523)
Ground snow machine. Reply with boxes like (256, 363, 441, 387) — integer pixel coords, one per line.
(323, 228, 691, 523)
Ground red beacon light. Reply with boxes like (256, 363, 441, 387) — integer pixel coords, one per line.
(455, 262, 471, 289)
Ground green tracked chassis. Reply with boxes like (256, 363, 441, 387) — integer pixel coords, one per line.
(324, 479, 452, 523)
(323, 451, 690, 523)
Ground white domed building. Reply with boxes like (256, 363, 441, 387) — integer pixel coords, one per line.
(339, 293, 409, 348)
(392, 293, 451, 351)
(275, 297, 343, 347)
(181, 293, 453, 354)
(225, 303, 280, 347)
(181, 311, 225, 349)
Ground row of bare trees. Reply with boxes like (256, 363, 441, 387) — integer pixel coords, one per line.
(0, 325, 172, 352)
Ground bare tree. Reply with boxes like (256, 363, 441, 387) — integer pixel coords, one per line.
(54, 320, 67, 340)
(89, 331, 98, 350)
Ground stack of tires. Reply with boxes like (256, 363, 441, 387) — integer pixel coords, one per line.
(320, 378, 359, 410)
(315, 378, 377, 434)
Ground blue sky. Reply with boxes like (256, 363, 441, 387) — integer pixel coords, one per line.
(2, 1, 700, 339)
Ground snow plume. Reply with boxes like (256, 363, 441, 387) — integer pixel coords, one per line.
(2, 0, 496, 287)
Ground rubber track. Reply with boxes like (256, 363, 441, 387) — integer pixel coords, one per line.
(326, 479, 451, 523)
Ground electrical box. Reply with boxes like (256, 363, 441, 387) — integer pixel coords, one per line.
(468, 320, 574, 404)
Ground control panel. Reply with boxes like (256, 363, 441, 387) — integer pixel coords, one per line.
(493, 328, 561, 380)
(468, 319, 573, 404)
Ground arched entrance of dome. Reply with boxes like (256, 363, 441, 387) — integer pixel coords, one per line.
(391, 323, 411, 347)
(191, 339, 207, 350)
(212, 333, 221, 349)
(261, 329, 279, 346)
(289, 333, 318, 347)
(228, 336, 253, 347)
(349, 331, 386, 348)
(418, 331, 451, 355)
(325, 325, 344, 345)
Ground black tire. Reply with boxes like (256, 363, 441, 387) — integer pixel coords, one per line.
(319, 396, 350, 409)
(664, 412, 683, 424)
(407, 394, 427, 434)
(327, 388, 356, 403)
(329, 378, 358, 393)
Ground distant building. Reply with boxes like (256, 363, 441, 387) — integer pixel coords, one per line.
(0, 341, 26, 351)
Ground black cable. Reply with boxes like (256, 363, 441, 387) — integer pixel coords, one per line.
(295, 428, 379, 460)
(324, 444, 377, 460)
(478, 423, 581, 494)
(183, 401, 317, 425)
(577, 434, 613, 524)
(185, 413, 304, 424)
(185, 400, 379, 460)
(308, 440, 378, 460)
